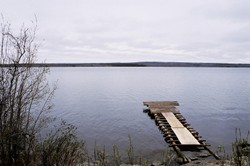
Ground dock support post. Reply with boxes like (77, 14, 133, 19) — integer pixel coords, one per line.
(173, 145, 191, 163)
(204, 145, 220, 160)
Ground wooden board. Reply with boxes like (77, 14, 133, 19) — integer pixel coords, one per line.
(162, 112, 184, 127)
(143, 101, 179, 107)
(150, 107, 180, 114)
(172, 128, 200, 145)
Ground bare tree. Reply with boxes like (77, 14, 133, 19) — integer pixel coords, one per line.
(0, 18, 54, 165)
(0, 19, 84, 165)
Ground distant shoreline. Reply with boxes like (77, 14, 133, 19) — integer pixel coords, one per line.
(1, 62, 250, 68)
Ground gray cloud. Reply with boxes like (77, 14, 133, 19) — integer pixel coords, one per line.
(1, 0, 250, 63)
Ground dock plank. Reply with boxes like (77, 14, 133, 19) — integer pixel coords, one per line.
(172, 128, 200, 145)
(162, 112, 184, 127)
(143, 101, 179, 107)
(150, 107, 180, 114)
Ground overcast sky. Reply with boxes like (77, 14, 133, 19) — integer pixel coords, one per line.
(1, 0, 250, 63)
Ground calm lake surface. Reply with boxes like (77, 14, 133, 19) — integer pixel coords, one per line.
(48, 67, 250, 158)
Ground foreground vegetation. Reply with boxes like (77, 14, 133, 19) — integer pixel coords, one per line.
(82, 130, 250, 166)
(0, 19, 84, 165)
(216, 129, 250, 166)
(83, 135, 177, 166)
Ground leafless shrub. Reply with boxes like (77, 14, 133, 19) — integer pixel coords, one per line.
(0, 18, 85, 165)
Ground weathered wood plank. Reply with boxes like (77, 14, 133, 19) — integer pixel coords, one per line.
(150, 107, 180, 114)
(172, 128, 200, 145)
(143, 101, 179, 107)
(162, 112, 184, 127)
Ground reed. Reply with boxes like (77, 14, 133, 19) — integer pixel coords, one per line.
(231, 128, 250, 166)
(112, 145, 121, 166)
(82, 129, 250, 166)
(215, 129, 250, 166)
(83, 135, 176, 166)
(126, 134, 135, 165)
(93, 143, 108, 166)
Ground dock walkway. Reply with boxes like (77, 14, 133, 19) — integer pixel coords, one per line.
(143, 101, 219, 163)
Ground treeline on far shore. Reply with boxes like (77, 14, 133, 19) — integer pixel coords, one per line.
(1, 62, 250, 68)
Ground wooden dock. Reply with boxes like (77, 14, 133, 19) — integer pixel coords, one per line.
(143, 101, 219, 163)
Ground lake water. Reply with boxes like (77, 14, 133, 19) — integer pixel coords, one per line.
(48, 67, 250, 159)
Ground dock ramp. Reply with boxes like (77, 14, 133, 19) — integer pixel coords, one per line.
(143, 101, 220, 163)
